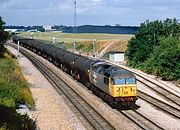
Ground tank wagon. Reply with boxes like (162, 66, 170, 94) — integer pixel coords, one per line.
(12, 37, 137, 108)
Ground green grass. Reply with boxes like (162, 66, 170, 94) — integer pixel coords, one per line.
(18, 32, 133, 55)
(18, 32, 133, 43)
(0, 52, 34, 109)
(0, 51, 35, 129)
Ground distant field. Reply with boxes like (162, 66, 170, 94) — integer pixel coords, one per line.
(18, 32, 133, 54)
(18, 32, 133, 43)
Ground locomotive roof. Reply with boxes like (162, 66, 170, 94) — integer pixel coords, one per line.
(110, 69, 135, 78)
(92, 62, 135, 78)
(105, 66, 134, 78)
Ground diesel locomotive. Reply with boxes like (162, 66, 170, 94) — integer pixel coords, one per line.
(12, 37, 137, 108)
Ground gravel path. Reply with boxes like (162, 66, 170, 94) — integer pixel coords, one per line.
(7, 46, 87, 130)
(98, 40, 115, 58)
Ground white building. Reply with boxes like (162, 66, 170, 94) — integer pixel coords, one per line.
(43, 25, 55, 32)
(109, 51, 125, 64)
(5, 29, 18, 32)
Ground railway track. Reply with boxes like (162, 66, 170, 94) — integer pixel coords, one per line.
(9, 43, 115, 130)
(120, 110, 164, 130)
(136, 75, 180, 107)
(138, 90, 180, 119)
(10, 42, 179, 130)
(133, 70, 180, 94)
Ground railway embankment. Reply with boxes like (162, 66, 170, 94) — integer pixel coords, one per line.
(0, 50, 35, 129)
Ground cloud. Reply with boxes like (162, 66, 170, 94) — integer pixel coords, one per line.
(91, 0, 101, 2)
(0, 0, 179, 26)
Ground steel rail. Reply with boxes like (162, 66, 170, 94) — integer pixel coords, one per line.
(138, 90, 180, 119)
(120, 110, 164, 130)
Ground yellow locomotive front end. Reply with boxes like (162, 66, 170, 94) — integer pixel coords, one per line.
(110, 77, 137, 97)
(109, 75, 137, 107)
(89, 62, 137, 108)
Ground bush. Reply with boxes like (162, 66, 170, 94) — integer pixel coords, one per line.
(125, 18, 180, 68)
(0, 105, 35, 130)
(84, 43, 93, 52)
(125, 18, 180, 80)
(76, 44, 85, 51)
(144, 37, 180, 80)
(0, 17, 9, 56)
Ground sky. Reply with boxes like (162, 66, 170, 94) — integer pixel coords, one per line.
(0, 0, 180, 26)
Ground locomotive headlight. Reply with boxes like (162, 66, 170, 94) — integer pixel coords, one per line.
(116, 88, 119, 92)
(132, 88, 136, 94)
(88, 70, 90, 72)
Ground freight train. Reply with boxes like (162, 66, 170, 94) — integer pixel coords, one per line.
(12, 36, 137, 108)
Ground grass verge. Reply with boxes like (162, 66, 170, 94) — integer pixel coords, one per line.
(0, 50, 35, 129)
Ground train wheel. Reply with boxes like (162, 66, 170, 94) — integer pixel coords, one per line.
(89, 85, 94, 91)
(129, 101, 136, 109)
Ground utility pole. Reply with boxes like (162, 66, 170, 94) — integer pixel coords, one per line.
(17, 40, 20, 57)
(31, 32, 34, 39)
(52, 37, 56, 44)
(73, 0, 77, 52)
(93, 39, 96, 57)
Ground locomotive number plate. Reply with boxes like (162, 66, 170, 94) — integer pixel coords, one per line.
(124, 91, 128, 94)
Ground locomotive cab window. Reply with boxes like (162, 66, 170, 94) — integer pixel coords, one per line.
(112, 78, 136, 85)
(125, 78, 136, 84)
(112, 78, 125, 85)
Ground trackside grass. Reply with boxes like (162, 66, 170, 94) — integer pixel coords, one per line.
(0, 51, 35, 130)
(0, 51, 34, 108)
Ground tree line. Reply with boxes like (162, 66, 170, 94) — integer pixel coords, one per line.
(125, 18, 180, 80)
(5, 25, 139, 34)
(54, 25, 139, 34)
(0, 17, 9, 56)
